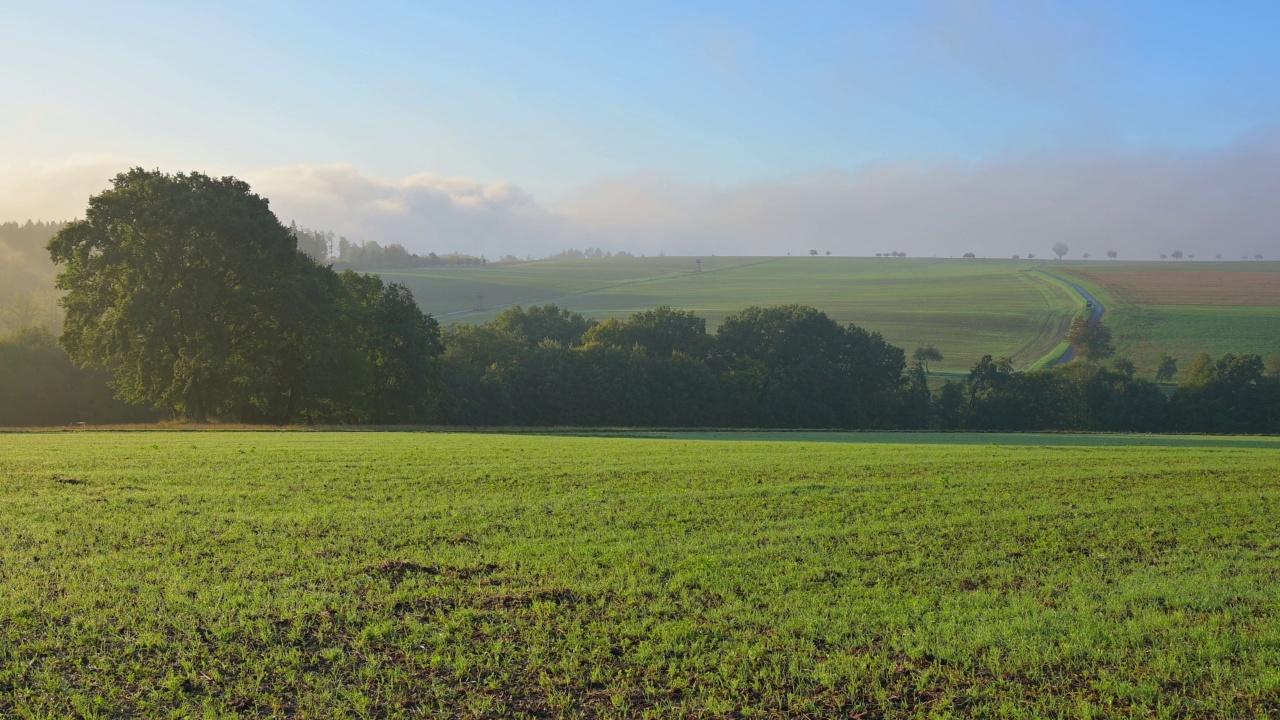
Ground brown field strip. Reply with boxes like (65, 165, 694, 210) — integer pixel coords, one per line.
(1064, 268, 1280, 306)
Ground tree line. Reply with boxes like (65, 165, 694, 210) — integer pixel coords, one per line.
(289, 223, 488, 270)
(0, 220, 67, 334)
(6, 293, 1278, 433)
(6, 168, 1279, 432)
(432, 304, 1278, 433)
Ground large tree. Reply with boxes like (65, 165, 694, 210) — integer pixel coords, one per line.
(339, 271, 443, 423)
(48, 169, 331, 421)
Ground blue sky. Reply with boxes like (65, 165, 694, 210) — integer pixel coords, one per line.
(3, 1, 1279, 257)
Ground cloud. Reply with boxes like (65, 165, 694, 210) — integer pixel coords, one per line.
(247, 164, 570, 257)
(4, 137, 1279, 262)
(555, 134, 1280, 259)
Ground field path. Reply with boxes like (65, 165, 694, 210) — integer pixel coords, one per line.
(1036, 268, 1107, 365)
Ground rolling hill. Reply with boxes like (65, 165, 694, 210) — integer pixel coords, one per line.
(380, 256, 1280, 377)
(380, 257, 1083, 374)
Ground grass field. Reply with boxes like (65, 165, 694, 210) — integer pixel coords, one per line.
(4, 431, 1280, 718)
(382, 258, 1081, 373)
(1056, 262, 1280, 376)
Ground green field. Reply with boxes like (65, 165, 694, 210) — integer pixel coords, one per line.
(381, 258, 1081, 373)
(1056, 262, 1280, 376)
(4, 431, 1280, 717)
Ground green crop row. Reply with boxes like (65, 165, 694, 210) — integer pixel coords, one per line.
(3, 432, 1278, 718)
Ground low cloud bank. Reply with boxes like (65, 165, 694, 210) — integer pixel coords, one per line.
(247, 165, 569, 259)
(556, 135, 1280, 260)
(6, 133, 1279, 260)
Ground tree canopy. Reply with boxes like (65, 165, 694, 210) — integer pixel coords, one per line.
(48, 169, 441, 423)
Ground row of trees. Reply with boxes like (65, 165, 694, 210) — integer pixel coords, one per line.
(546, 247, 635, 260)
(431, 304, 1279, 433)
(288, 222, 486, 269)
(928, 352, 1279, 433)
(435, 304, 906, 428)
(0, 220, 66, 334)
(9, 292, 1278, 433)
(1050, 243, 1263, 261)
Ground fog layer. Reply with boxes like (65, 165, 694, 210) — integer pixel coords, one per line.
(4, 133, 1278, 261)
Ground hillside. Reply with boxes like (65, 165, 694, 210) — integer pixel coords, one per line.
(381, 257, 1084, 373)
(1056, 261, 1280, 375)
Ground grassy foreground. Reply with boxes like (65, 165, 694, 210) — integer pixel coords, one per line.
(3, 432, 1280, 718)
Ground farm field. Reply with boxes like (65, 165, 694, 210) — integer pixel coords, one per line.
(1057, 262, 1280, 376)
(381, 258, 1082, 373)
(3, 431, 1280, 718)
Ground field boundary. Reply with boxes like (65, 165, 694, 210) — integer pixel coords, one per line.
(412, 257, 787, 322)
(7, 424, 1277, 446)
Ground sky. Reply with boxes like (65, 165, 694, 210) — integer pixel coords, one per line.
(2, 0, 1279, 259)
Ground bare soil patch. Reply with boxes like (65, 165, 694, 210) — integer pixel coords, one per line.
(1067, 269, 1280, 306)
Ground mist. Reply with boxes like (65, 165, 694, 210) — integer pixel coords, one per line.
(5, 132, 1279, 262)
(252, 132, 1280, 261)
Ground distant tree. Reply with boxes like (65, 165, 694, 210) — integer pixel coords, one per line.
(1107, 250, 1117, 260)
(1082, 252, 1091, 260)
(1052, 242, 1069, 259)
(1155, 354, 1178, 382)
(825, 251, 831, 256)
(1027, 253, 1036, 259)
(1012, 254, 1021, 259)
(0, 293, 48, 332)
(1066, 316, 1114, 364)
(1160, 254, 1168, 260)
(875, 253, 883, 257)
(1111, 357, 1136, 376)
(1171, 250, 1184, 260)
(1257, 254, 1265, 260)
(962, 252, 977, 259)
(809, 249, 818, 256)
(912, 345, 944, 375)
(965, 354, 1015, 417)
(1215, 254, 1223, 260)
(1188, 254, 1195, 259)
